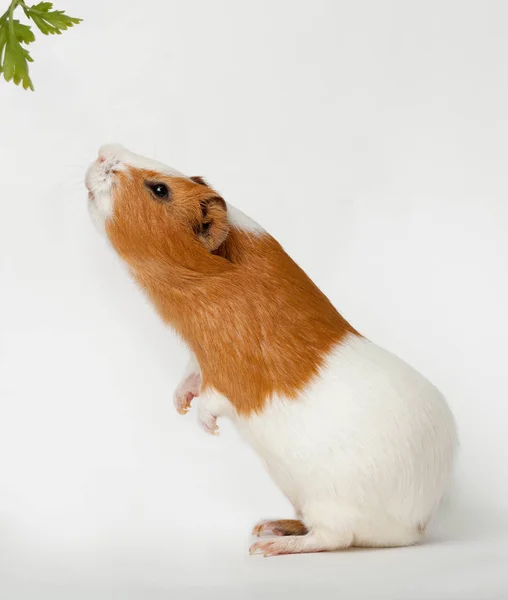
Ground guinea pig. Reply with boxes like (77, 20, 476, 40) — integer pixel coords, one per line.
(85, 144, 457, 557)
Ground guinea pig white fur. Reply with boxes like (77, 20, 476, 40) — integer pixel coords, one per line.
(86, 144, 457, 557)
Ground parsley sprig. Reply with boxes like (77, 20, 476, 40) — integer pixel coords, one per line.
(0, 1, 82, 91)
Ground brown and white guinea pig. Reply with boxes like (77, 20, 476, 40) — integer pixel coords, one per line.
(85, 144, 457, 557)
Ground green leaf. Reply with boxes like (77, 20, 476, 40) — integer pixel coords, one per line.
(32, 2, 54, 11)
(0, 9, 35, 90)
(27, 13, 51, 35)
(12, 20, 35, 44)
(26, 2, 82, 36)
(1, 29, 34, 90)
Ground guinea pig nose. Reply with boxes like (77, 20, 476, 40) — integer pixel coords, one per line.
(98, 156, 106, 163)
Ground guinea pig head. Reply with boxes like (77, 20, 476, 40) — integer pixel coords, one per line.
(85, 145, 230, 271)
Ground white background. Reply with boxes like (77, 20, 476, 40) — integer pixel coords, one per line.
(1, 1, 508, 598)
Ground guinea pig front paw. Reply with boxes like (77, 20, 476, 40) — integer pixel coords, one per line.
(173, 372, 201, 415)
(174, 390, 196, 415)
(198, 410, 219, 436)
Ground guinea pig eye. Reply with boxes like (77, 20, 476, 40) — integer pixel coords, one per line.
(146, 182, 171, 201)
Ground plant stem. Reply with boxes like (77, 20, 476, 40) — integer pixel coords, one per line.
(7, 0, 20, 35)
(0, 0, 21, 28)
(8, 0, 20, 19)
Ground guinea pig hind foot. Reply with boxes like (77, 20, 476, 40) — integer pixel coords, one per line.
(249, 526, 353, 557)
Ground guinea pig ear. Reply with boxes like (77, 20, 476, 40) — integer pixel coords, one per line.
(197, 196, 230, 251)
(190, 176, 208, 186)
